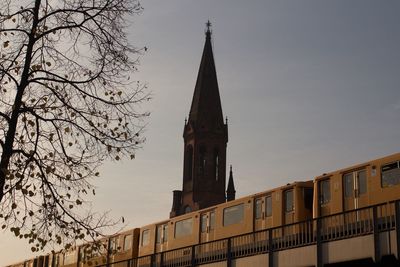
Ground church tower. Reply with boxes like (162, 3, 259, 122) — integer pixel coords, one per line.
(170, 22, 233, 218)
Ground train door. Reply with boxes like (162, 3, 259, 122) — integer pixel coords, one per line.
(200, 210, 216, 242)
(254, 195, 273, 231)
(284, 189, 295, 225)
(343, 169, 368, 211)
(155, 223, 168, 252)
(303, 187, 314, 220)
(318, 178, 331, 217)
(108, 235, 120, 263)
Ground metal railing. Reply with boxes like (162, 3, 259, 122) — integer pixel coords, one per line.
(195, 239, 227, 265)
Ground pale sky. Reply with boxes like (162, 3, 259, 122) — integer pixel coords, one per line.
(1, 0, 400, 265)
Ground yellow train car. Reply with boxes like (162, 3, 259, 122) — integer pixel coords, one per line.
(138, 180, 314, 258)
(313, 152, 400, 218)
(108, 228, 140, 266)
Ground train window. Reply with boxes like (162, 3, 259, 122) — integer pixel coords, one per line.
(81, 243, 105, 260)
(124, 235, 132, 251)
(201, 212, 215, 232)
(86, 241, 106, 258)
(63, 250, 76, 265)
(52, 254, 59, 267)
(79, 248, 85, 262)
(175, 218, 193, 238)
(141, 230, 150, 246)
(83, 247, 94, 260)
(210, 211, 215, 230)
(163, 224, 168, 242)
(53, 254, 60, 267)
(343, 173, 354, 197)
(344, 169, 367, 197)
(110, 236, 120, 252)
(266, 196, 272, 216)
(255, 198, 262, 219)
(44, 255, 49, 267)
(304, 188, 313, 210)
(201, 214, 207, 232)
(358, 170, 367, 194)
(156, 225, 162, 243)
(381, 161, 400, 187)
(223, 203, 244, 226)
(284, 190, 294, 212)
(319, 179, 331, 204)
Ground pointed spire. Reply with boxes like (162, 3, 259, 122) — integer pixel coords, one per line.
(226, 165, 236, 201)
(175, 22, 230, 218)
(188, 21, 224, 131)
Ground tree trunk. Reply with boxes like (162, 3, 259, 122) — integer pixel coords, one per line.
(0, 0, 41, 203)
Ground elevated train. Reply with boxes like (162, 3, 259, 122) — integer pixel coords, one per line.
(7, 152, 400, 267)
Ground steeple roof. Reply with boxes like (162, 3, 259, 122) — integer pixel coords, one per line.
(188, 21, 224, 130)
(226, 165, 236, 201)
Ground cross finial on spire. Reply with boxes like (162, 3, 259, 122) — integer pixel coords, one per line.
(205, 20, 212, 37)
(206, 20, 212, 32)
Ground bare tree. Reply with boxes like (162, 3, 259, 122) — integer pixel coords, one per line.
(0, 0, 148, 252)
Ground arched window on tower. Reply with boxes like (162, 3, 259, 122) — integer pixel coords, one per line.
(185, 145, 193, 181)
(199, 145, 206, 177)
(214, 148, 219, 181)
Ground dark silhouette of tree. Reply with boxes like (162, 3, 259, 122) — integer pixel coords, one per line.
(0, 0, 148, 252)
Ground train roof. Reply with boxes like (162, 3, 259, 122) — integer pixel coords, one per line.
(314, 152, 400, 180)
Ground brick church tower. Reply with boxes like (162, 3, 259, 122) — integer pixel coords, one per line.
(170, 22, 235, 218)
